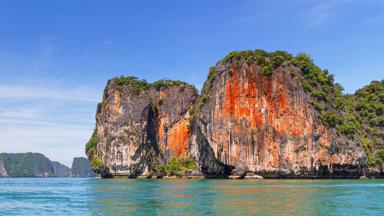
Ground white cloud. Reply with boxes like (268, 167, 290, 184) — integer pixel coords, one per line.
(0, 34, 103, 167)
(0, 108, 39, 120)
(0, 84, 100, 102)
(0, 116, 94, 167)
(0, 83, 100, 166)
(0, 122, 93, 167)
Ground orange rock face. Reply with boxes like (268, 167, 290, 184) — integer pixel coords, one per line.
(158, 117, 190, 157)
(156, 89, 192, 157)
(90, 59, 366, 178)
(93, 80, 196, 177)
(192, 61, 366, 177)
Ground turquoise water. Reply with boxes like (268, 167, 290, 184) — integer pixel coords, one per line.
(0, 178, 383, 215)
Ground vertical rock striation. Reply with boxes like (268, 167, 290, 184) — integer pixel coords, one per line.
(87, 50, 372, 179)
(87, 78, 197, 177)
(192, 58, 366, 178)
(0, 161, 8, 177)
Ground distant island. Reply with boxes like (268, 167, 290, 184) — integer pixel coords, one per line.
(0, 153, 96, 178)
(71, 157, 97, 178)
(86, 50, 384, 179)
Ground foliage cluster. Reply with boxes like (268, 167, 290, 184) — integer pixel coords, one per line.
(111, 76, 198, 95)
(289, 53, 362, 138)
(85, 129, 104, 170)
(101, 51, 384, 169)
(154, 156, 197, 176)
(112, 76, 149, 92)
(85, 129, 98, 157)
(353, 80, 384, 166)
(221, 50, 356, 137)
(90, 156, 104, 170)
(0, 153, 53, 177)
(188, 66, 217, 128)
(222, 49, 293, 76)
(221, 50, 384, 167)
(151, 79, 192, 89)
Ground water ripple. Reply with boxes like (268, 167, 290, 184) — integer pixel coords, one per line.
(0, 178, 383, 215)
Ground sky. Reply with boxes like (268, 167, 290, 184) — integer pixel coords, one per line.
(0, 0, 383, 166)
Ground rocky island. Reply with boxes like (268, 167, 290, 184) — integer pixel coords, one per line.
(0, 153, 68, 177)
(71, 157, 96, 178)
(0, 153, 96, 178)
(86, 50, 384, 179)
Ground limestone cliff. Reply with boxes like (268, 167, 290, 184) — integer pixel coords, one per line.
(51, 161, 70, 177)
(87, 50, 375, 178)
(0, 153, 55, 177)
(70, 157, 96, 177)
(86, 78, 197, 177)
(191, 52, 366, 178)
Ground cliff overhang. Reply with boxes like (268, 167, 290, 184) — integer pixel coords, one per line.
(86, 50, 384, 179)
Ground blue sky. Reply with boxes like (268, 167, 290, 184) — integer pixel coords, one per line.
(0, 0, 383, 166)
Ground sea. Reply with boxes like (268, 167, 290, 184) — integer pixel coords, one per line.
(0, 178, 383, 215)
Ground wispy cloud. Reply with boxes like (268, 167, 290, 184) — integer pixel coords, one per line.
(0, 82, 100, 166)
(0, 84, 100, 102)
(0, 104, 96, 166)
(0, 123, 92, 166)
(306, 2, 333, 28)
(305, 0, 384, 28)
(0, 108, 39, 120)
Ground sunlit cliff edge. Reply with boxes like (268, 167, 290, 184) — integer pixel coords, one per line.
(86, 50, 384, 179)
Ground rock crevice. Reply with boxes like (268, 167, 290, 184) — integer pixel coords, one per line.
(87, 52, 373, 178)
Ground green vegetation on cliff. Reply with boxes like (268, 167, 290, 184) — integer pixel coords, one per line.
(154, 157, 197, 176)
(90, 155, 104, 170)
(212, 49, 383, 168)
(151, 79, 195, 90)
(89, 49, 383, 176)
(112, 76, 149, 91)
(353, 80, 384, 166)
(222, 49, 293, 76)
(221, 50, 337, 103)
(86, 129, 98, 157)
(188, 66, 218, 127)
(110, 76, 198, 94)
(219, 50, 360, 138)
(85, 129, 105, 171)
(0, 153, 54, 177)
(289, 53, 361, 138)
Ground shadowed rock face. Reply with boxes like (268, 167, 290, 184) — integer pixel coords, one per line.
(70, 157, 96, 178)
(88, 52, 369, 179)
(51, 161, 70, 177)
(0, 161, 7, 177)
(192, 61, 366, 178)
(93, 79, 197, 177)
